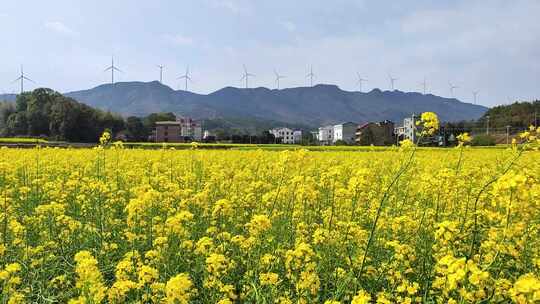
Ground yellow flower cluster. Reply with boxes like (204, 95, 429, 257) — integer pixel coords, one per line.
(418, 111, 440, 135)
(99, 130, 111, 146)
(0, 134, 538, 302)
(165, 273, 196, 304)
(70, 251, 106, 304)
(457, 132, 472, 145)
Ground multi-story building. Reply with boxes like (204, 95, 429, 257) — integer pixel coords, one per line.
(155, 121, 182, 143)
(293, 130, 303, 144)
(318, 125, 334, 145)
(178, 117, 202, 140)
(269, 127, 302, 144)
(333, 122, 357, 144)
(154, 117, 202, 142)
(395, 114, 419, 142)
(356, 120, 395, 146)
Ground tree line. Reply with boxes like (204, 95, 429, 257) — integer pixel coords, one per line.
(1, 89, 123, 142)
(0, 88, 282, 143)
(0, 88, 178, 142)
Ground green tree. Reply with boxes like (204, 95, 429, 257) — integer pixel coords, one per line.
(6, 112, 28, 135)
(358, 128, 375, 146)
(0, 102, 16, 135)
(25, 89, 55, 136)
(126, 116, 146, 141)
(48, 98, 79, 140)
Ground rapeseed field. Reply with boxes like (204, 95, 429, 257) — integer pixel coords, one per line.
(0, 117, 539, 303)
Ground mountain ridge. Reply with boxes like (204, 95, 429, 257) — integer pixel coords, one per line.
(2, 81, 488, 127)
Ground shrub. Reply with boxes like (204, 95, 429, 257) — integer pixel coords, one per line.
(471, 134, 496, 146)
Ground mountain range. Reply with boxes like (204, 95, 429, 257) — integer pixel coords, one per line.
(1, 81, 488, 128)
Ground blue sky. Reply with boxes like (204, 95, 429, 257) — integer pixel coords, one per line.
(1, 0, 539, 107)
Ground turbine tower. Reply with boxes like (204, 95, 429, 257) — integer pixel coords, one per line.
(419, 77, 427, 94)
(274, 69, 285, 90)
(178, 66, 192, 91)
(240, 65, 255, 89)
(104, 56, 122, 84)
(13, 65, 34, 94)
(306, 66, 315, 87)
(157, 65, 164, 83)
(356, 72, 367, 93)
(449, 82, 458, 98)
(472, 91, 479, 104)
(388, 74, 398, 90)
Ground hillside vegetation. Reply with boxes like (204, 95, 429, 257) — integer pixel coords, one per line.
(0, 89, 124, 142)
(479, 100, 539, 128)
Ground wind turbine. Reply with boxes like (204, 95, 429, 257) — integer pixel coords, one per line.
(472, 91, 479, 104)
(240, 65, 255, 89)
(449, 82, 458, 98)
(306, 66, 315, 87)
(388, 74, 398, 90)
(419, 77, 427, 94)
(157, 65, 164, 83)
(274, 69, 285, 90)
(178, 66, 192, 91)
(356, 72, 367, 92)
(104, 56, 122, 84)
(12, 65, 34, 94)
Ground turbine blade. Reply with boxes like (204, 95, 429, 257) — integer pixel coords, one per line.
(12, 76, 23, 83)
(113, 67, 122, 72)
(104, 66, 112, 72)
(22, 76, 35, 83)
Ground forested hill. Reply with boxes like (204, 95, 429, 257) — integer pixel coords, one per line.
(477, 100, 539, 128)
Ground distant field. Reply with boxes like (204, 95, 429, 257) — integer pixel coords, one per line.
(123, 142, 388, 151)
(0, 138, 514, 150)
(0, 137, 48, 143)
(124, 142, 511, 151)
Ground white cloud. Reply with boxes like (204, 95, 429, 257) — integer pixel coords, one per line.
(207, 0, 248, 14)
(44, 21, 78, 37)
(279, 20, 297, 32)
(162, 34, 195, 46)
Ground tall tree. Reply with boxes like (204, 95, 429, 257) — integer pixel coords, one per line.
(126, 116, 146, 141)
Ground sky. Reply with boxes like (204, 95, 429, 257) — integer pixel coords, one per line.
(0, 0, 539, 107)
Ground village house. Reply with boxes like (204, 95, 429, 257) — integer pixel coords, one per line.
(318, 125, 334, 145)
(269, 127, 302, 144)
(356, 120, 395, 146)
(395, 114, 419, 143)
(154, 117, 202, 143)
(333, 122, 357, 144)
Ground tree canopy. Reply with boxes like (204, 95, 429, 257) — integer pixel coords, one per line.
(1, 88, 125, 142)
